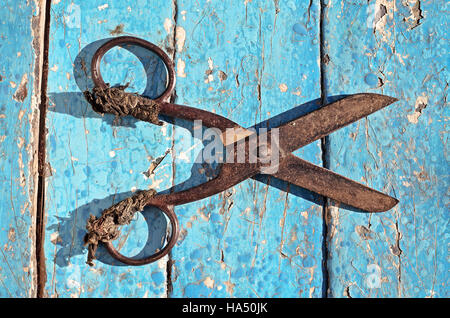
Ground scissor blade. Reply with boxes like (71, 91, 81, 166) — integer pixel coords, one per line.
(278, 94, 398, 153)
(272, 154, 398, 212)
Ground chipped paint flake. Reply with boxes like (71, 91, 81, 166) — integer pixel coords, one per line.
(372, 0, 395, 45)
(163, 18, 173, 34)
(109, 23, 125, 35)
(207, 57, 214, 70)
(181, 10, 187, 21)
(407, 94, 428, 124)
(279, 83, 288, 92)
(203, 277, 215, 289)
(175, 26, 186, 51)
(97, 4, 108, 11)
(13, 73, 28, 102)
(50, 232, 62, 244)
(17, 137, 25, 148)
(149, 178, 164, 189)
(355, 225, 373, 240)
(177, 58, 187, 78)
(8, 228, 16, 242)
(403, 0, 424, 30)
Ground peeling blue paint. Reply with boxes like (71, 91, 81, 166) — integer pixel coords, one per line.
(44, 0, 175, 298)
(0, 0, 38, 297)
(324, 0, 448, 298)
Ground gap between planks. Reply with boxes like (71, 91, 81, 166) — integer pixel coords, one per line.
(35, 0, 52, 298)
(166, 0, 179, 298)
(319, 0, 330, 298)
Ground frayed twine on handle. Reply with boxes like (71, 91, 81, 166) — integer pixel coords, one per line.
(84, 189, 157, 266)
(84, 84, 163, 125)
(83, 85, 162, 265)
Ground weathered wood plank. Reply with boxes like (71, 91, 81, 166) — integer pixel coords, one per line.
(44, 0, 175, 297)
(0, 0, 44, 297)
(323, 0, 448, 297)
(169, 0, 324, 297)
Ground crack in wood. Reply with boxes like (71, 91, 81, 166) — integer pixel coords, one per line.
(35, 0, 52, 298)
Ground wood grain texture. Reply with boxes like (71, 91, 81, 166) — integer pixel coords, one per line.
(323, 0, 448, 297)
(169, 0, 324, 297)
(0, 0, 43, 297)
(44, 0, 175, 297)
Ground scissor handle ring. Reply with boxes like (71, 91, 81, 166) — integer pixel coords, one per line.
(91, 36, 176, 103)
(104, 202, 179, 266)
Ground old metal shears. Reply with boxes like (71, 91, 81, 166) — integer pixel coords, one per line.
(86, 36, 398, 266)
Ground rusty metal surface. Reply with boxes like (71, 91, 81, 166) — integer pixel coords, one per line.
(86, 36, 399, 266)
(278, 93, 398, 153)
(273, 154, 399, 212)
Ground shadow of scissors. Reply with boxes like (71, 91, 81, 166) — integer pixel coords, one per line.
(86, 36, 399, 266)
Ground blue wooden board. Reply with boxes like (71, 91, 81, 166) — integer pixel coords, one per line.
(323, 0, 448, 297)
(44, 0, 175, 297)
(169, 0, 323, 297)
(0, 0, 43, 297)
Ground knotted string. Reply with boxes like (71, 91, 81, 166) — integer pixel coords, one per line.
(83, 84, 162, 266)
(84, 84, 163, 125)
(83, 190, 157, 266)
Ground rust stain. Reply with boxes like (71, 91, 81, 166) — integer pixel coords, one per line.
(109, 23, 125, 36)
(8, 228, 16, 242)
(218, 70, 227, 82)
(223, 280, 235, 295)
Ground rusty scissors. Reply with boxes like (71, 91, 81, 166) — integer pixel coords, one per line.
(86, 36, 398, 266)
